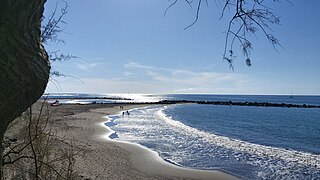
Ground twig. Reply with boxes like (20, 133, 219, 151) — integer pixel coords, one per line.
(28, 107, 39, 180)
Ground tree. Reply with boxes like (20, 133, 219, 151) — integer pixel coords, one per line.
(0, 0, 50, 177)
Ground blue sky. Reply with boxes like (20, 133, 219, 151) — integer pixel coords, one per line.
(44, 0, 320, 95)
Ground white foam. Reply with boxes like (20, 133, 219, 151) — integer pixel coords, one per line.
(155, 106, 320, 169)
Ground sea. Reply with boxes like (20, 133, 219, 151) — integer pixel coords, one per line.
(45, 93, 320, 179)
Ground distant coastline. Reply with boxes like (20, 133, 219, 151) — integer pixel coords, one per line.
(43, 93, 320, 107)
(45, 96, 320, 108)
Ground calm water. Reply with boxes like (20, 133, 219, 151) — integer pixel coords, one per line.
(105, 95, 320, 179)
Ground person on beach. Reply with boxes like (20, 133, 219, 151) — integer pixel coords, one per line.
(51, 100, 60, 106)
(126, 111, 130, 116)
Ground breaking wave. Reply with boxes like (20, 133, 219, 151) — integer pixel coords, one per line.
(156, 106, 320, 168)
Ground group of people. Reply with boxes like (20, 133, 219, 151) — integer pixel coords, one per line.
(122, 110, 130, 116)
(120, 106, 130, 116)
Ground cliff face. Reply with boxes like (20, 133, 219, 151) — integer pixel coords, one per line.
(0, 0, 50, 174)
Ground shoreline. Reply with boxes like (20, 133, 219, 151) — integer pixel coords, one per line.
(49, 103, 237, 179)
(98, 105, 238, 179)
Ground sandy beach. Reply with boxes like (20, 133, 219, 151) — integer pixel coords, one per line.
(41, 103, 237, 180)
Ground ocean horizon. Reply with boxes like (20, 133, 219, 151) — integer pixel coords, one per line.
(43, 93, 320, 105)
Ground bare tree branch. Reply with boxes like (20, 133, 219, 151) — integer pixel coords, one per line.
(166, 0, 284, 68)
(28, 108, 39, 180)
(41, 2, 68, 44)
(164, 0, 178, 17)
(184, 0, 202, 30)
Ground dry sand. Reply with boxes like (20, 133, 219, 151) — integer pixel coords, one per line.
(47, 103, 238, 180)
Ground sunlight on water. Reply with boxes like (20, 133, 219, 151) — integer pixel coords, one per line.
(107, 93, 164, 103)
(44, 93, 164, 104)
